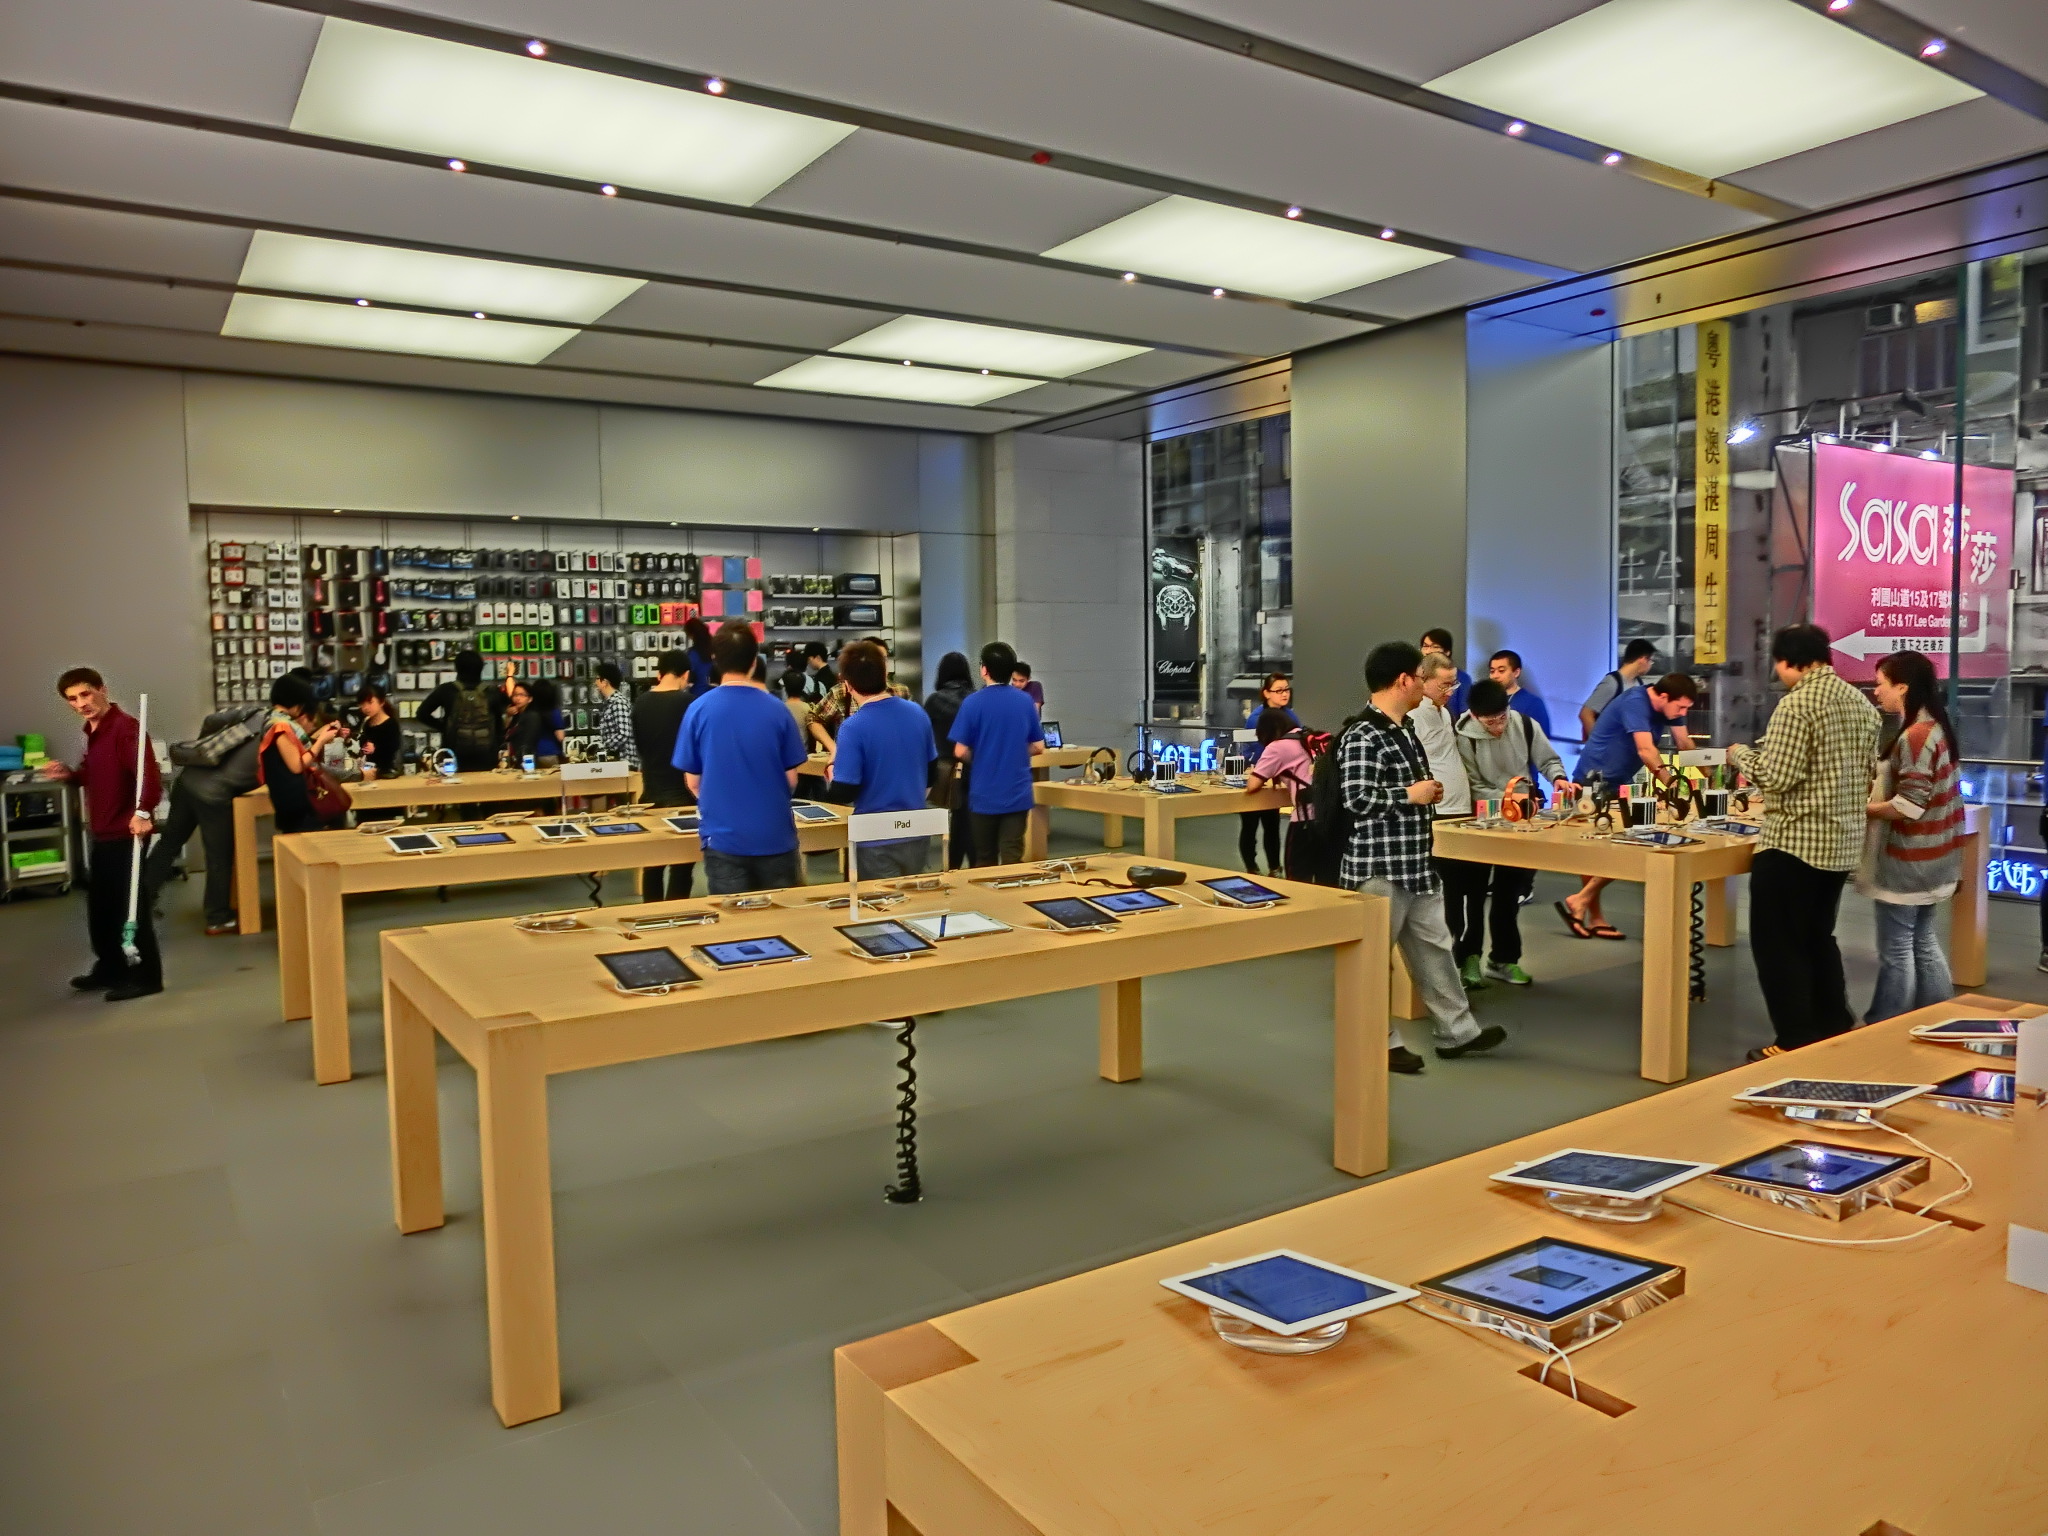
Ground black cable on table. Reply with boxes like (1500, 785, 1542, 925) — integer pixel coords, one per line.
(884, 1017, 922, 1204)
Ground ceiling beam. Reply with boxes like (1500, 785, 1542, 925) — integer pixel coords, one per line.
(1041, 0, 1803, 220)
(251, 0, 1575, 281)
(1794, 0, 2048, 125)
(0, 79, 1400, 327)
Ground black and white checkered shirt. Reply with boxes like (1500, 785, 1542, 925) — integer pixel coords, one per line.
(1338, 707, 1439, 894)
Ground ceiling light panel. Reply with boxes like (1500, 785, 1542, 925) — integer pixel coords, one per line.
(754, 357, 1037, 406)
(220, 294, 578, 364)
(1429, 0, 1979, 180)
(237, 231, 642, 323)
(831, 316, 1146, 376)
(1041, 197, 1447, 301)
(291, 18, 856, 205)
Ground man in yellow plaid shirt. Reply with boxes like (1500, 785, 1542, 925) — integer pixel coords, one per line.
(1728, 624, 1881, 1060)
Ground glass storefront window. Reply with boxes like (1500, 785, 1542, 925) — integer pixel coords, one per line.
(1145, 416, 1292, 732)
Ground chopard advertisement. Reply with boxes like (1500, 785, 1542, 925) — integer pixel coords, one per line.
(1150, 538, 1201, 703)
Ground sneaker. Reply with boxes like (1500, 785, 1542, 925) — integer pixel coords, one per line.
(204, 920, 239, 937)
(69, 973, 114, 991)
(1485, 960, 1533, 986)
(1743, 1044, 1786, 1064)
(1435, 1024, 1508, 1060)
(104, 983, 164, 1002)
(1458, 955, 1490, 990)
(1388, 1045, 1426, 1075)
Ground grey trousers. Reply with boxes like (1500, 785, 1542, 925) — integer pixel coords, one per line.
(1356, 877, 1482, 1047)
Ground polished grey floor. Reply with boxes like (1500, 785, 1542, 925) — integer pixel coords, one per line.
(0, 813, 2039, 1534)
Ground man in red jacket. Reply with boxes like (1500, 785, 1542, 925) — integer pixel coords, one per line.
(40, 667, 163, 999)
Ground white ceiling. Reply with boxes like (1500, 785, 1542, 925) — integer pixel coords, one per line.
(0, 0, 2042, 434)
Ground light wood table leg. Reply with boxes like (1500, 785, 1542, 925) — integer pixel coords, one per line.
(1639, 860, 1691, 1083)
(1333, 902, 1392, 1177)
(835, 1323, 978, 1536)
(478, 1021, 560, 1426)
(385, 973, 444, 1234)
(1141, 800, 1174, 860)
(233, 795, 263, 936)
(306, 862, 352, 1085)
(1703, 876, 1736, 947)
(1951, 818, 1989, 988)
(276, 840, 310, 1024)
(1389, 947, 1425, 1020)
(1101, 813, 1124, 850)
(1098, 979, 1142, 1082)
(1026, 804, 1050, 862)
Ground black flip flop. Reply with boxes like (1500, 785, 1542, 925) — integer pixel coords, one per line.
(1554, 900, 1594, 940)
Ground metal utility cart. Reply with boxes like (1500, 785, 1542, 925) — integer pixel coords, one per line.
(1, 777, 77, 897)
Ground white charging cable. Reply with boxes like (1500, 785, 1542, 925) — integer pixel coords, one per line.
(1408, 1299, 1624, 1402)
(1669, 1112, 1974, 1248)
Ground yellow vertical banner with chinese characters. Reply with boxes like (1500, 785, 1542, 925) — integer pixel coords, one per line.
(1693, 320, 1729, 666)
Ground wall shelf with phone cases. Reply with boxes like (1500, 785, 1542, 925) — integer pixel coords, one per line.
(192, 508, 919, 763)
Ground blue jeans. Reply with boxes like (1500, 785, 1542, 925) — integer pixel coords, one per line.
(1866, 900, 1952, 1023)
(849, 837, 931, 882)
(702, 847, 804, 896)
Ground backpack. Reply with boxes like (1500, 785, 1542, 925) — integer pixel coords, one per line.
(169, 704, 265, 768)
(1289, 715, 1365, 886)
(449, 684, 497, 759)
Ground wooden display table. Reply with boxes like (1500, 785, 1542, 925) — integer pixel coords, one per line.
(275, 802, 845, 1086)
(378, 859, 1388, 1426)
(838, 995, 2045, 1536)
(1029, 775, 1292, 860)
(1422, 809, 1991, 1084)
(232, 766, 640, 935)
(805, 744, 1104, 776)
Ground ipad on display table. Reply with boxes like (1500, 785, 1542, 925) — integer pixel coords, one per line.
(1713, 1141, 1921, 1197)
(1732, 1078, 1932, 1111)
(1027, 897, 1119, 931)
(837, 920, 935, 960)
(1491, 1150, 1717, 1200)
(1159, 1250, 1417, 1336)
(589, 822, 643, 837)
(385, 832, 443, 855)
(1910, 1017, 2021, 1040)
(596, 947, 699, 994)
(534, 821, 586, 840)
(1926, 1069, 2016, 1107)
(792, 803, 838, 823)
(451, 830, 515, 848)
(1200, 875, 1286, 908)
(694, 935, 809, 970)
(1087, 888, 1175, 916)
(1041, 722, 1063, 748)
(1418, 1237, 1675, 1326)
(1623, 828, 1699, 848)
(662, 814, 701, 835)
(902, 910, 1010, 941)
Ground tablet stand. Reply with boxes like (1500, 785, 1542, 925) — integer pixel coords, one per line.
(1544, 1189, 1664, 1224)
(1207, 1310, 1346, 1355)
(1966, 1038, 2017, 1057)
(1774, 1105, 1884, 1129)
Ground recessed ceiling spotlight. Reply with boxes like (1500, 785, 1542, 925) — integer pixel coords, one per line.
(599, 183, 617, 196)
(705, 77, 726, 94)
(1603, 151, 1623, 165)
(901, 359, 913, 366)
(1505, 120, 1527, 135)
(525, 39, 547, 57)
(1285, 206, 1302, 219)
(1828, 0, 1850, 9)
(1031, 151, 1052, 165)
(355, 297, 369, 306)
(511, 515, 521, 520)
(448, 158, 466, 171)
(1121, 271, 1137, 282)
(980, 369, 990, 375)
(1212, 287, 1226, 297)
(1378, 227, 1396, 239)
(1920, 38, 1946, 57)
(472, 311, 485, 319)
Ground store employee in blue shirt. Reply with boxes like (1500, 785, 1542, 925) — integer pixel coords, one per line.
(828, 640, 939, 879)
(950, 640, 1045, 866)
(674, 621, 810, 895)
(1559, 672, 1700, 940)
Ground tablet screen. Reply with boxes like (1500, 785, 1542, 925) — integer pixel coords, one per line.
(903, 910, 1010, 940)
(838, 920, 934, 958)
(1424, 1239, 1666, 1323)
(1177, 1255, 1391, 1327)
(699, 936, 806, 967)
(1088, 889, 1174, 914)
(452, 831, 514, 847)
(1931, 1068, 2016, 1104)
(534, 822, 585, 840)
(792, 804, 837, 823)
(597, 947, 697, 991)
(1508, 1152, 1703, 1195)
(1918, 1017, 2020, 1037)
(589, 822, 643, 836)
(386, 833, 439, 853)
(1624, 829, 1694, 847)
(1716, 1141, 1919, 1195)
(1741, 1079, 1924, 1105)
(663, 815, 701, 834)
(1028, 897, 1117, 929)
(1201, 875, 1285, 905)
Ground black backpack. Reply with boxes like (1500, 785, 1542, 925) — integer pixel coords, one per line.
(1290, 711, 1368, 886)
(450, 684, 497, 759)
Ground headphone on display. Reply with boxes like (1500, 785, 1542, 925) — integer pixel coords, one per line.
(428, 747, 457, 778)
(1125, 748, 1156, 783)
(1088, 747, 1118, 784)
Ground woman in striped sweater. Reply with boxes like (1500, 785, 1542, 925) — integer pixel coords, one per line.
(1859, 650, 1964, 1022)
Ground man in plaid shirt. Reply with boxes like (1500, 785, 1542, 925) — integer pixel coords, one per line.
(1340, 641, 1505, 1072)
(1728, 624, 1881, 1058)
(593, 662, 639, 768)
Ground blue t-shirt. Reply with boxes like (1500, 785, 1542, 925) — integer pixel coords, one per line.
(1506, 690, 1551, 734)
(1580, 684, 1665, 786)
(673, 684, 807, 856)
(1245, 704, 1301, 734)
(951, 683, 1044, 815)
(833, 695, 937, 816)
(1448, 668, 1473, 718)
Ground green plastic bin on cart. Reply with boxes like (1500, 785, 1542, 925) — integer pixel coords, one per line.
(10, 848, 61, 871)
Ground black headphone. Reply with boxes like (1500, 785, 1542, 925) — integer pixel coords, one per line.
(1087, 747, 1118, 783)
(1125, 747, 1156, 783)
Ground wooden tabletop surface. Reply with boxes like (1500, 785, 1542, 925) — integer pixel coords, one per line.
(236, 766, 639, 812)
(843, 996, 2046, 1536)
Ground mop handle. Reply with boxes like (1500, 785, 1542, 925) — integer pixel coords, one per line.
(125, 693, 150, 928)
